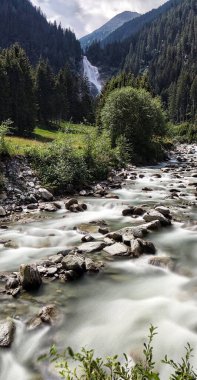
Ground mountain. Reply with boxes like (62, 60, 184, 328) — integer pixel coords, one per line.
(102, 0, 180, 45)
(80, 11, 140, 50)
(125, 0, 197, 122)
(0, 0, 82, 72)
(86, 0, 181, 75)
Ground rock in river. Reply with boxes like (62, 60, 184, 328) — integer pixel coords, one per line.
(0, 319, 15, 347)
(20, 264, 42, 291)
(104, 243, 129, 257)
(62, 254, 86, 275)
(78, 241, 106, 254)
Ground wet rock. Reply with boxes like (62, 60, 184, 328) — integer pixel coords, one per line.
(78, 241, 106, 254)
(85, 258, 101, 272)
(130, 239, 143, 257)
(5, 277, 19, 290)
(62, 255, 85, 275)
(122, 207, 134, 216)
(104, 237, 114, 246)
(38, 188, 53, 201)
(105, 193, 119, 199)
(142, 187, 153, 192)
(81, 235, 95, 243)
(143, 210, 171, 226)
(106, 231, 122, 242)
(39, 203, 58, 212)
(104, 243, 129, 257)
(133, 207, 145, 216)
(0, 206, 6, 217)
(149, 257, 175, 270)
(47, 267, 58, 276)
(137, 239, 156, 255)
(155, 206, 170, 217)
(0, 320, 15, 347)
(98, 227, 109, 235)
(20, 264, 42, 291)
(27, 204, 38, 210)
(66, 199, 87, 213)
(49, 254, 63, 265)
(27, 304, 58, 330)
(65, 198, 78, 210)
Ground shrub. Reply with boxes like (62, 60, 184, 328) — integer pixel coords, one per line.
(28, 131, 123, 193)
(101, 87, 166, 163)
(41, 327, 197, 380)
(167, 123, 197, 143)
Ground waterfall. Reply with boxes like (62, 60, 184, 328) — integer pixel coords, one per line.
(83, 56, 102, 94)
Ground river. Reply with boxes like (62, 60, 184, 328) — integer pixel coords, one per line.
(0, 145, 196, 379)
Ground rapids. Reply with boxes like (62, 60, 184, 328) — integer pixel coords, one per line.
(0, 145, 197, 380)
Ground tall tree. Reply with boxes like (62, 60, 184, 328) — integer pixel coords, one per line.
(35, 60, 56, 125)
(3, 43, 36, 136)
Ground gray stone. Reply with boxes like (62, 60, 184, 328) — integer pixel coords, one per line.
(0, 206, 6, 217)
(85, 258, 100, 272)
(78, 241, 106, 253)
(143, 210, 171, 226)
(38, 188, 53, 201)
(20, 264, 42, 291)
(65, 198, 78, 210)
(149, 257, 175, 270)
(155, 206, 170, 216)
(104, 243, 129, 257)
(62, 255, 85, 274)
(130, 239, 143, 258)
(0, 320, 15, 347)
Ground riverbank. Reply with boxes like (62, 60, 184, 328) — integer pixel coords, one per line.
(0, 143, 196, 379)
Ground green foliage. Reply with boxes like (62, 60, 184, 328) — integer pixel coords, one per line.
(41, 326, 197, 380)
(167, 123, 197, 143)
(28, 129, 121, 193)
(101, 87, 166, 163)
(0, 119, 13, 155)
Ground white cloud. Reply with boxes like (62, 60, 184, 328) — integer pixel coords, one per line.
(31, 0, 168, 38)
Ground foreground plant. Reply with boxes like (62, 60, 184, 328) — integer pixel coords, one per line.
(40, 326, 197, 379)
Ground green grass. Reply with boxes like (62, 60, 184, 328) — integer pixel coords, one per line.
(5, 123, 95, 155)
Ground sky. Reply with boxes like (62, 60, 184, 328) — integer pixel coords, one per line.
(31, 0, 168, 38)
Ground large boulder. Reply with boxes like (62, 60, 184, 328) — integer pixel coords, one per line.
(38, 188, 53, 201)
(0, 320, 15, 347)
(20, 264, 42, 291)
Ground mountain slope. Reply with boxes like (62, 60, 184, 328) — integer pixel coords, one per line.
(0, 0, 82, 71)
(102, 0, 180, 45)
(125, 0, 197, 122)
(80, 11, 140, 50)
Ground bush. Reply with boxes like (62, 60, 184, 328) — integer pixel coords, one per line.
(0, 119, 12, 155)
(41, 327, 197, 380)
(101, 87, 166, 163)
(28, 131, 123, 193)
(167, 123, 197, 143)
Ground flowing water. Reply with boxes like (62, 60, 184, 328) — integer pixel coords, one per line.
(0, 146, 197, 379)
(83, 56, 102, 93)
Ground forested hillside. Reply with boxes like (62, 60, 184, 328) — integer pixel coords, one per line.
(125, 0, 197, 123)
(102, 0, 179, 45)
(87, 0, 197, 123)
(0, 0, 82, 72)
